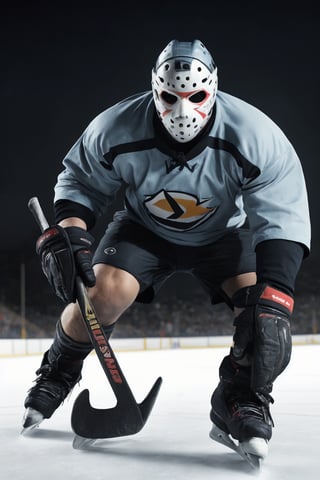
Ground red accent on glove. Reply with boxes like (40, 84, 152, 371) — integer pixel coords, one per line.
(36, 227, 60, 249)
(260, 286, 294, 314)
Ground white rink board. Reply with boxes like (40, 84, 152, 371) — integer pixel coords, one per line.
(1, 334, 319, 356)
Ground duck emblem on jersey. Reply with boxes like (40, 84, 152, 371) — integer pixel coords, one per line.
(144, 190, 217, 230)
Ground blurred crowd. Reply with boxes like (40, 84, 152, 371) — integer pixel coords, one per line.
(1, 288, 319, 339)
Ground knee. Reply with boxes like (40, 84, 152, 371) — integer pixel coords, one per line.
(89, 264, 140, 319)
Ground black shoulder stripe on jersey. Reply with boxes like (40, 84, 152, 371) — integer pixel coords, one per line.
(100, 136, 261, 181)
(207, 137, 261, 180)
(101, 139, 157, 169)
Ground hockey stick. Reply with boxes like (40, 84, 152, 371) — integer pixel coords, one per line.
(28, 196, 162, 440)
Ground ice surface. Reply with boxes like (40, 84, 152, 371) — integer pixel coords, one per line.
(1, 345, 319, 479)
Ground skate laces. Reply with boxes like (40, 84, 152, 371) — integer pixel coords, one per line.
(229, 393, 274, 427)
(31, 361, 81, 400)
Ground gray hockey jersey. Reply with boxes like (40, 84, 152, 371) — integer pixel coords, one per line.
(54, 90, 311, 251)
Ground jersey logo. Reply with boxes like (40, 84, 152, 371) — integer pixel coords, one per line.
(144, 190, 217, 230)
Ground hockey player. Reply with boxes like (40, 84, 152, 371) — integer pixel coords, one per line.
(23, 39, 311, 466)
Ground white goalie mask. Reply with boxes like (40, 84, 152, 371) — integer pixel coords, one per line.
(152, 39, 218, 143)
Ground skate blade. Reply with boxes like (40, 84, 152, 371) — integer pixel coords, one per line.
(241, 452, 262, 471)
(238, 438, 268, 471)
(73, 434, 97, 449)
(209, 423, 239, 453)
(210, 424, 266, 471)
(21, 408, 44, 436)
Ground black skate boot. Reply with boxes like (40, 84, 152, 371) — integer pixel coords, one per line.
(22, 350, 83, 433)
(210, 380, 273, 442)
(209, 355, 274, 469)
(22, 319, 93, 434)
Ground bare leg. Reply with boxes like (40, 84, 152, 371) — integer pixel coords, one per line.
(61, 264, 140, 342)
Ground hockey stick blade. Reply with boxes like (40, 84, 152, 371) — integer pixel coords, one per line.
(71, 377, 162, 439)
(71, 276, 162, 439)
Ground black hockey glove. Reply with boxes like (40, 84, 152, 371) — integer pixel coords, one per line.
(231, 283, 293, 400)
(64, 226, 96, 286)
(36, 225, 95, 303)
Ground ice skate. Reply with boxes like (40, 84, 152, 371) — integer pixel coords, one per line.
(209, 380, 273, 470)
(21, 350, 83, 435)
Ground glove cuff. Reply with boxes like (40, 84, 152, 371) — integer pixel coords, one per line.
(36, 225, 71, 254)
(232, 283, 294, 315)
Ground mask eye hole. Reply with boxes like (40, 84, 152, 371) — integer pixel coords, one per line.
(189, 91, 207, 103)
(161, 91, 178, 105)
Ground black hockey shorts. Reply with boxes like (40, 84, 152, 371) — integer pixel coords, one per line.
(93, 213, 256, 306)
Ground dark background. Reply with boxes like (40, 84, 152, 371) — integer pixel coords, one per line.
(1, 3, 319, 317)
